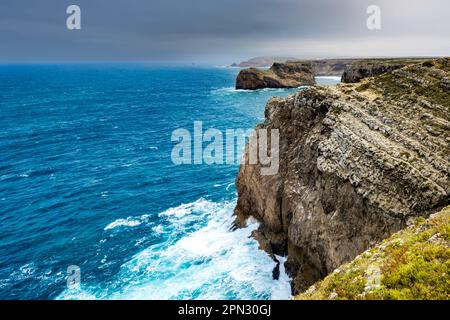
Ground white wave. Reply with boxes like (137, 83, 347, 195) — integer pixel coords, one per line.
(225, 182, 234, 191)
(151, 224, 164, 235)
(245, 216, 259, 227)
(58, 198, 292, 300)
(104, 218, 142, 230)
(120, 163, 133, 167)
(159, 199, 207, 217)
(210, 87, 252, 94)
(134, 237, 146, 246)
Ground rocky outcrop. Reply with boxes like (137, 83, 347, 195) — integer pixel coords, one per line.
(236, 62, 315, 90)
(341, 58, 427, 83)
(234, 58, 450, 294)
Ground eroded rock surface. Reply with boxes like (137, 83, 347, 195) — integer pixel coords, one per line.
(234, 58, 450, 293)
(341, 58, 427, 83)
(236, 62, 315, 90)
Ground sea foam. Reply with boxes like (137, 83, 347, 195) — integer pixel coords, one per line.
(58, 198, 291, 300)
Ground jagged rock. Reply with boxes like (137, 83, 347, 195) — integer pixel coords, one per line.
(236, 62, 315, 90)
(234, 58, 450, 294)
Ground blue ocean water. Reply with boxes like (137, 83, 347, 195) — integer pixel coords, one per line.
(0, 64, 339, 299)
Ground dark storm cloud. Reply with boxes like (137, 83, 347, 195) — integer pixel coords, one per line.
(0, 0, 449, 63)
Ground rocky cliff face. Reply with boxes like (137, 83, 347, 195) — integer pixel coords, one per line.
(234, 58, 450, 293)
(341, 58, 427, 83)
(236, 62, 315, 90)
(308, 59, 352, 76)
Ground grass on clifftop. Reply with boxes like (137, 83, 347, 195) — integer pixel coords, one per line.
(295, 206, 450, 300)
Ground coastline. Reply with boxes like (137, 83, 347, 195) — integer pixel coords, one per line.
(233, 57, 450, 296)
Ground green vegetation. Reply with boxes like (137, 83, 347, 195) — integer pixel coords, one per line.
(367, 58, 450, 109)
(295, 206, 450, 300)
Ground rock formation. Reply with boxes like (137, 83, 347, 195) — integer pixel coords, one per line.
(341, 58, 427, 83)
(235, 58, 429, 90)
(234, 58, 450, 293)
(236, 62, 315, 90)
(308, 59, 352, 76)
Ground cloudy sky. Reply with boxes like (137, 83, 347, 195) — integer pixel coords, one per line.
(0, 0, 449, 64)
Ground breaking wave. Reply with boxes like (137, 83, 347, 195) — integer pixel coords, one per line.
(57, 198, 292, 300)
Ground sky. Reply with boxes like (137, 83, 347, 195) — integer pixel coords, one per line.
(0, 0, 449, 64)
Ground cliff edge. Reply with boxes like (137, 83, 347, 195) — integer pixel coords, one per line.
(234, 58, 450, 293)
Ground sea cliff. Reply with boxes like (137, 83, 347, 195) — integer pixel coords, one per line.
(341, 58, 427, 83)
(234, 58, 450, 294)
(236, 58, 429, 89)
(236, 62, 315, 90)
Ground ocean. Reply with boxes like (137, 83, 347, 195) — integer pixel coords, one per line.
(0, 64, 339, 299)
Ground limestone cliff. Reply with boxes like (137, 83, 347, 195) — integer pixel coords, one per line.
(234, 58, 450, 294)
(308, 59, 353, 76)
(341, 58, 427, 83)
(236, 62, 315, 90)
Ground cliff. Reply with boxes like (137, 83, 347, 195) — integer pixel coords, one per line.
(234, 58, 450, 294)
(309, 59, 353, 76)
(296, 205, 450, 300)
(341, 58, 428, 83)
(235, 58, 430, 90)
(236, 62, 315, 90)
